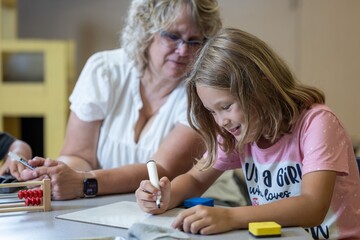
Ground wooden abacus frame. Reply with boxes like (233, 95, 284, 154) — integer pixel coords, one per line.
(0, 178, 51, 213)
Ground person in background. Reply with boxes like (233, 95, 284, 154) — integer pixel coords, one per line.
(136, 28, 360, 239)
(20, 0, 245, 205)
(0, 131, 32, 180)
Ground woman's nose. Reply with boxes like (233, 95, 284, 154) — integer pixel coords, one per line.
(175, 42, 190, 56)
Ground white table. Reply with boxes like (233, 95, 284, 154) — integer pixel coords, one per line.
(0, 193, 312, 240)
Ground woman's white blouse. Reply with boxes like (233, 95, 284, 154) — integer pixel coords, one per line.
(69, 48, 188, 168)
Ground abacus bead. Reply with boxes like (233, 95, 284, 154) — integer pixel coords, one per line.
(25, 198, 30, 206)
(18, 190, 24, 199)
(23, 190, 29, 198)
(32, 190, 38, 197)
(28, 190, 34, 198)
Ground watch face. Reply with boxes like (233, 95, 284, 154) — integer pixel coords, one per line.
(83, 178, 98, 196)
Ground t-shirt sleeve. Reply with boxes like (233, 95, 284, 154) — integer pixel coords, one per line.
(213, 138, 242, 171)
(0, 132, 16, 160)
(69, 52, 112, 121)
(301, 109, 351, 176)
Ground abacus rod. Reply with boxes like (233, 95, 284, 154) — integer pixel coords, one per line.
(0, 181, 45, 188)
(0, 205, 44, 213)
(0, 193, 18, 199)
(0, 202, 24, 208)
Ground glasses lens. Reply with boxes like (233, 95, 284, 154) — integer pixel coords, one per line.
(160, 31, 202, 50)
(160, 31, 179, 48)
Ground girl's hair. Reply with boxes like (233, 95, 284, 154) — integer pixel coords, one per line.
(186, 27, 325, 170)
(121, 0, 222, 75)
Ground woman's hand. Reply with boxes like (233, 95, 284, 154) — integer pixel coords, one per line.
(135, 176, 171, 214)
(20, 156, 57, 181)
(172, 205, 234, 235)
(21, 157, 84, 200)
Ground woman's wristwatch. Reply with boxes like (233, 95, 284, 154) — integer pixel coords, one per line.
(83, 172, 98, 198)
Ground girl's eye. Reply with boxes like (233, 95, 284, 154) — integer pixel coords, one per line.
(207, 109, 216, 115)
(222, 104, 231, 110)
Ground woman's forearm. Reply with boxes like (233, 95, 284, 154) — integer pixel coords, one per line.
(58, 155, 93, 171)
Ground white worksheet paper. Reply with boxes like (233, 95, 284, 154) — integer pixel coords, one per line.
(56, 201, 184, 229)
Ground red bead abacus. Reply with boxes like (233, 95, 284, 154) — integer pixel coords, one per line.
(0, 179, 51, 213)
(18, 189, 43, 199)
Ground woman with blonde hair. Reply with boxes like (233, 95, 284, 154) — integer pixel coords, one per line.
(20, 0, 244, 205)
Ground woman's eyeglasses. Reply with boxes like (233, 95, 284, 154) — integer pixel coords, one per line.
(159, 31, 203, 51)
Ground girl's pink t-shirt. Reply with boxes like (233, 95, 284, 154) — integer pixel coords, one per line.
(213, 104, 360, 239)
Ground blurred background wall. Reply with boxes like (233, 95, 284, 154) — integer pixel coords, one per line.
(15, 0, 360, 153)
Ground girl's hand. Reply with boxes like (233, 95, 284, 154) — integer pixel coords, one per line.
(172, 205, 234, 235)
(135, 176, 171, 214)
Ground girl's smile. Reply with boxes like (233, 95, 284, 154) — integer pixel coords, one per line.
(228, 126, 241, 136)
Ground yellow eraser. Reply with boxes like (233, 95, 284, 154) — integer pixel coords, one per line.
(248, 221, 282, 238)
